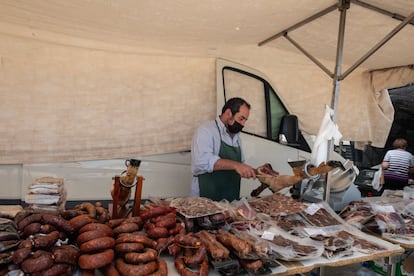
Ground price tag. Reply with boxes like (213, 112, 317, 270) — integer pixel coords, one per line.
(261, 230, 275, 241)
(372, 204, 395, 213)
(305, 203, 320, 215)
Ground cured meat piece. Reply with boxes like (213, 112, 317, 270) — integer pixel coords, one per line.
(215, 229, 251, 257)
(196, 230, 229, 260)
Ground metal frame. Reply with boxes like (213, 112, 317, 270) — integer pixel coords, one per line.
(257, 0, 414, 204)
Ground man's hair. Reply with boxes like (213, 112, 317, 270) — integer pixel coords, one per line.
(221, 97, 251, 115)
(393, 138, 408, 150)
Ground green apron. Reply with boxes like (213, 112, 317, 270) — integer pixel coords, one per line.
(198, 121, 242, 202)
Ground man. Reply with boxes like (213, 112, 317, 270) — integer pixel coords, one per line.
(191, 97, 256, 201)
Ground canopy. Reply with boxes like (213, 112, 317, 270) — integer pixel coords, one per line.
(0, 0, 413, 163)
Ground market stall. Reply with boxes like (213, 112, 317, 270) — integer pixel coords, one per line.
(0, 188, 404, 275)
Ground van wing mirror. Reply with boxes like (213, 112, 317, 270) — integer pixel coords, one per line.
(278, 115, 300, 146)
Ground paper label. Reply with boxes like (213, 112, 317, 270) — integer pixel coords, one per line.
(261, 230, 275, 241)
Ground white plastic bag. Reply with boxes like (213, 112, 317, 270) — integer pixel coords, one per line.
(372, 168, 383, 191)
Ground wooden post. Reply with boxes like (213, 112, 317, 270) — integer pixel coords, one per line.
(132, 176, 144, 217)
(112, 175, 121, 219)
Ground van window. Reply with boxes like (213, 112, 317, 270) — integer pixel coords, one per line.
(222, 67, 288, 140)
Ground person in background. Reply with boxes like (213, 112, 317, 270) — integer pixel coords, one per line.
(381, 138, 414, 190)
(191, 97, 256, 201)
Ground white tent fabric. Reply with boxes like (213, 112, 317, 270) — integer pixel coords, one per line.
(0, 1, 414, 163)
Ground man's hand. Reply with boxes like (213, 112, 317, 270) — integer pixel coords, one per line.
(234, 163, 256, 179)
(214, 159, 256, 179)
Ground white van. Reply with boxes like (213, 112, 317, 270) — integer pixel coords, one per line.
(3, 58, 359, 211)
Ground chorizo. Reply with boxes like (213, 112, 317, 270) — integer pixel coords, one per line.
(124, 248, 158, 264)
(196, 230, 229, 259)
(69, 214, 97, 232)
(79, 222, 114, 236)
(41, 214, 74, 234)
(115, 242, 145, 253)
(168, 223, 184, 236)
(33, 231, 60, 249)
(52, 244, 80, 264)
(17, 213, 42, 231)
(116, 233, 156, 248)
(21, 250, 54, 273)
(96, 206, 110, 223)
(148, 257, 168, 276)
(80, 236, 115, 253)
(175, 233, 201, 247)
(155, 237, 174, 252)
(115, 258, 158, 276)
(125, 216, 144, 226)
(18, 239, 33, 249)
(139, 206, 175, 221)
(78, 248, 114, 270)
(113, 222, 139, 235)
(100, 263, 120, 276)
(174, 257, 198, 276)
(40, 224, 57, 234)
(216, 229, 251, 257)
(77, 230, 112, 245)
(108, 218, 126, 228)
(75, 202, 97, 218)
(184, 245, 207, 265)
(32, 263, 71, 276)
(167, 243, 181, 256)
(146, 226, 169, 239)
(21, 222, 41, 238)
(12, 247, 32, 265)
(155, 217, 176, 229)
(151, 212, 176, 223)
(80, 270, 95, 276)
(60, 209, 83, 220)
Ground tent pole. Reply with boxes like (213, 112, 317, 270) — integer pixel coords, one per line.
(324, 0, 350, 203)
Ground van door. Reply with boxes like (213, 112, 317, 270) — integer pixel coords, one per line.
(216, 58, 312, 197)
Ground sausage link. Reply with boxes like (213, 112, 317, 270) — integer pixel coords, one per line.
(22, 222, 41, 238)
(32, 263, 71, 276)
(69, 214, 97, 232)
(113, 222, 139, 235)
(42, 214, 74, 234)
(12, 247, 32, 265)
(139, 207, 175, 221)
(17, 213, 43, 231)
(124, 248, 158, 264)
(40, 224, 57, 234)
(116, 233, 156, 248)
(33, 231, 60, 249)
(184, 245, 207, 265)
(155, 217, 176, 229)
(115, 258, 158, 276)
(100, 263, 120, 276)
(80, 236, 115, 253)
(79, 222, 114, 236)
(148, 257, 168, 276)
(78, 248, 114, 270)
(115, 242, 145, 253)
(77, 230, 112, 245)
(21, 251, 54, 273)
(146, 226, 169, 239)
(52, 244, 80, 264)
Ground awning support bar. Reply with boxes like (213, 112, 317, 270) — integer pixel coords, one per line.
(351, 0, 414, 26)
(258, 4, 338, 46)
(340, 11, 414, 80)
(284, 34, 334, 78)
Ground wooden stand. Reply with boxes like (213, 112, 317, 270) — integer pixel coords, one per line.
(111, 175, 144, 219)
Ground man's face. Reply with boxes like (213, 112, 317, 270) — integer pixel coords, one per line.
(226, 103, 250, 134)
(231, 104, 250, 127)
